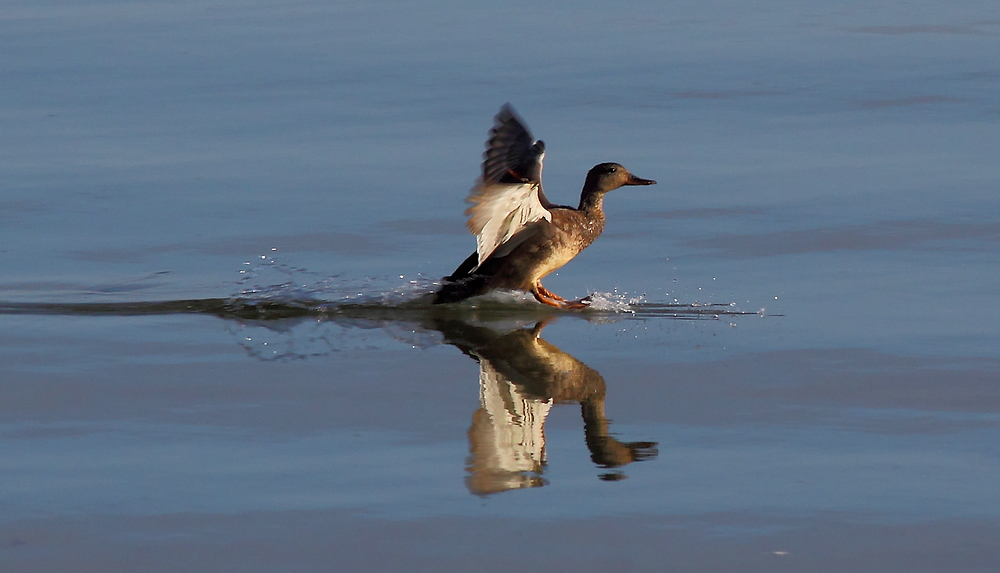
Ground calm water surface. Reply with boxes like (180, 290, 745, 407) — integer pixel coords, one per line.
(2, 0, 1000, 571)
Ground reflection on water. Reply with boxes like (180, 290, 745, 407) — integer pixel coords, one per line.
(0, 292, 754, 361)
(0, 297, 670, 495)
(431, 318, 657, 494)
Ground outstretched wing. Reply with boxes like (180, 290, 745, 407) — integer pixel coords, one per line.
(482, 103, 546, 186)
(465, 104, 552, 268)
(466, 180, 551, 267)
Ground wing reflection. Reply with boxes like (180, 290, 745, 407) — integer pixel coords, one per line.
(430, 318, 658, 495)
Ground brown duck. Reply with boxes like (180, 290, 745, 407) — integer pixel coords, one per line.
(434, 104, 656, 308)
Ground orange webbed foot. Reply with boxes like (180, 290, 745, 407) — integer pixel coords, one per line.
(535, 284, 565, 302)
(532, 284, 591, 310)
(531, 286, 565, 308)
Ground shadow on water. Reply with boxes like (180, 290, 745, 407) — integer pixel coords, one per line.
(0, 295, 755, 493)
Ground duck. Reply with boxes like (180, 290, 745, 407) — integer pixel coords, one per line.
(433, 104, 656, 308)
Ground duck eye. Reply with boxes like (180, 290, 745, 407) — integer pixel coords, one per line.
(607, 166, 617, 173)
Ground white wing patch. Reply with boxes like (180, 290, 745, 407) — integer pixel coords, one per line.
(466, 180, 552, 268)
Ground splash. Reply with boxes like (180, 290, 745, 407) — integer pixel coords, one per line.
(232, 250, 438, 309)
(0, 253, 763, 330)
(228, 252, 770, 324)
(583, 290, 646, 312)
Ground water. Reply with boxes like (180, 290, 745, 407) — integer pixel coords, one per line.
(3, 1, 1000, 571)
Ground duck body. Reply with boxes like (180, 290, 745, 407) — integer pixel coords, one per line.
(433, 105, 655, 308)
(436, 185, 607, 306)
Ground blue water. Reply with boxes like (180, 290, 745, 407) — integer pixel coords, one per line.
(2, 1, 1000, 570)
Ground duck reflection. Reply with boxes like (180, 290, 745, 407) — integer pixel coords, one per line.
(0, 298, 659, 494)
(430, 318, 657, 495)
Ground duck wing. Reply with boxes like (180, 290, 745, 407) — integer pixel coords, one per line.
(466, 104, 552, 268)
(466, 181, 550, 268)
(482, 103, 546, 188)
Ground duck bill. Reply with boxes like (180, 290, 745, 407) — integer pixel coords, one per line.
(624, 174, 657, 186)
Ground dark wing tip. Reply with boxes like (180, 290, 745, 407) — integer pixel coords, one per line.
(482, 104, 544, 184)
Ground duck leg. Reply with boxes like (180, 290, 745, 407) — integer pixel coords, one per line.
(533, 282, 590, 310)
(531, 283, 565, 308)
(534, 283, 565, 302)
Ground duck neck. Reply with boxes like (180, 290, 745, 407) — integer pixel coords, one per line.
(578, 190, 606, 216)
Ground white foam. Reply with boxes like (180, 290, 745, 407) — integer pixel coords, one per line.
(584, 290, 645, 313)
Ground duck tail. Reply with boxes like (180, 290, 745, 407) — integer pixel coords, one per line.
(444, 251, 479, 282)
(433, 274, 490, 305)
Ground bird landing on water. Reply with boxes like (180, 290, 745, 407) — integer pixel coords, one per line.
(433, 104, 656, 309)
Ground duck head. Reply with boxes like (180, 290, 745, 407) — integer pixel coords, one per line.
(581, 162, 656, 201)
